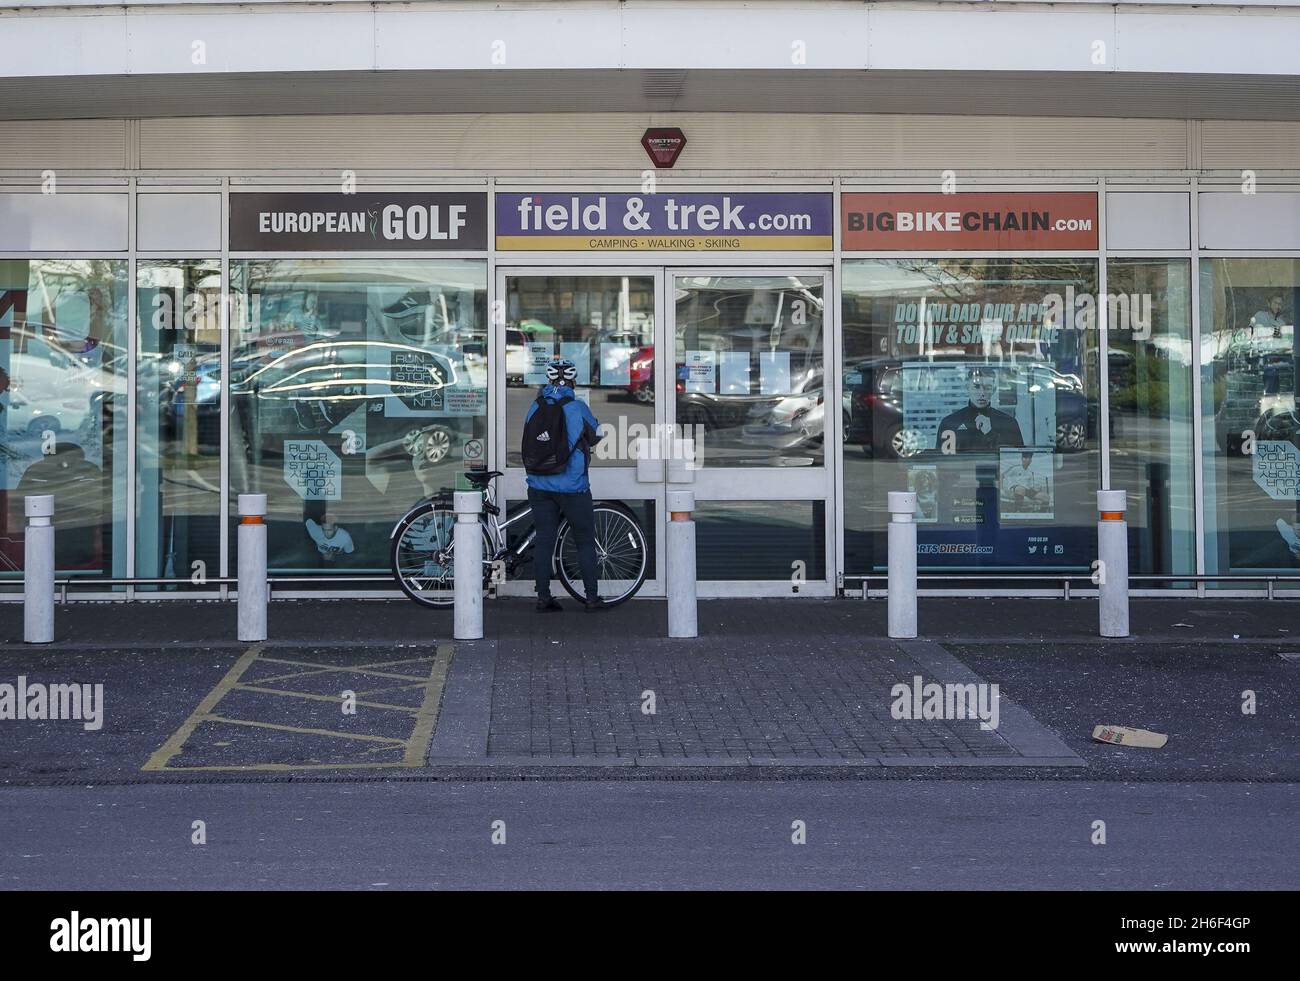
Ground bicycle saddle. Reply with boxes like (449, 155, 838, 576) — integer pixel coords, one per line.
(464, 469, 503, 486)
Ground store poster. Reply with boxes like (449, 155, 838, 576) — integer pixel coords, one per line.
(685, 351, 717, 393)
(600, 343, 632, 386)
(524, 343, 552, 385)
(759, 351, 791, 395)
(719, 352, 751, 394)
(899, 362, 1057, 455)
(559, 343, 591, 385)
(999, 447, 1055, 520)
(908, 465, 939, 524)
(891, 359, 1087, 564)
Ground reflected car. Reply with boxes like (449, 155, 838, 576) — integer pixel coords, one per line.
(229, 339, 470, 467)
(1, 325, 126, 445)
(624, 346, 655, 403)
(740, 370, 825, 452)
(1254, 403, 1300, 447)
(1217, 355, 1296, 455)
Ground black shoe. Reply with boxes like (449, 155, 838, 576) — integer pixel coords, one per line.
(583, 597, 610, 613)
(536, 596, 563, 613)
(382, 288, 431, 317)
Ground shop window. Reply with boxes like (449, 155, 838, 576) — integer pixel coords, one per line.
(0, 259, 128, 582)
(1106, 259, 1195, 582)
(841, 258, 1100, 578)
(228, 259, 487, 578)
(136, 259, 223, 589)
(1200, 258, 1300, 585)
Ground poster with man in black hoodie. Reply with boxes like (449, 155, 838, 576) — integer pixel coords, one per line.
(936, 366, 1025, 453)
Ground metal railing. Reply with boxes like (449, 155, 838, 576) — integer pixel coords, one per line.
(0, 575, 398, 604)
(846, 573, 1300, 600)
(3, 571, 1299, 603)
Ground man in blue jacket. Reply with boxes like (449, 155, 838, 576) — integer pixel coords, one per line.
(525, 358, 607, 612)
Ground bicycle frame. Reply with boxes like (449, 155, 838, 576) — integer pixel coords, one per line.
(481, 480, 538, 568)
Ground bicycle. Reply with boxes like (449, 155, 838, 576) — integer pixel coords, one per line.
(389, 469, 650, 609)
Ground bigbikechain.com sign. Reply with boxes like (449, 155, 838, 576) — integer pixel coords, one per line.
(841, 192, 1098, 250)
(229, 193, 488, 250)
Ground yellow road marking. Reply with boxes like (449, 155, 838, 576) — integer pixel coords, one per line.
(204, 715, 407, 745)
(251, 661, 432, 686)
(142, 645, 263, 772)
(233, 684, 418, 713)
(152, 761, 417, 773)
(144, 644, 455, 773)
(353, 681, 431, 698)
(259, 655, 434, 671)
(404, 643, 452, 766)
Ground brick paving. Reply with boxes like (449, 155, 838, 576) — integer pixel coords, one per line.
(488, 634, 1023, 761)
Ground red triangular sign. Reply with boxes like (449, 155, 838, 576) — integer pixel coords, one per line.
(641, 128, 687, 168)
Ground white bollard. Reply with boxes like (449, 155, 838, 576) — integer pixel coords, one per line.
(1097, 489, 1130, 638)
(887, 491, 918, 639)
(666, 489, 697, 639)
(453, 490, 483, 640)
(237, 493, 268, 642)
(23, 495, 55, 644)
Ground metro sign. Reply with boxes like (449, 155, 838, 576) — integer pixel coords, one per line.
(641, 128, 687, 168)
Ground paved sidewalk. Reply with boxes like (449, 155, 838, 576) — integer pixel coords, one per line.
(0, 596, 1296, 782)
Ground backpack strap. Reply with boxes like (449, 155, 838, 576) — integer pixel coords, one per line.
(535, 394, 574, 407)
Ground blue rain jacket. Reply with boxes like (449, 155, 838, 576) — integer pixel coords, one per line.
(524, 384, 601, 493)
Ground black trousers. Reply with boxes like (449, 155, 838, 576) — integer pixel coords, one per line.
(528, 487, 599, 600)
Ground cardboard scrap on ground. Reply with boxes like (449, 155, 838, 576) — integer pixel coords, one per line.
(1092, 725, 1169, 749)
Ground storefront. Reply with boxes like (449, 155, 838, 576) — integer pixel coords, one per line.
(2, 167, 1298, 599)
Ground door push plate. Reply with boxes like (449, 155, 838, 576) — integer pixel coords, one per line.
(634, 437, 665, 483)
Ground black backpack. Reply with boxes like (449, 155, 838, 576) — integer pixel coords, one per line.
(521, 394, 576, 475)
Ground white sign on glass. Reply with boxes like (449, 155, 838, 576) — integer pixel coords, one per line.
(758, 351, 791, 395)
(525, 342, 553, 385)
(719, 352, 751, 394)
(559, 342, 591, 385)
(601, 343, 632, 386)
(684, 350, 717, 394)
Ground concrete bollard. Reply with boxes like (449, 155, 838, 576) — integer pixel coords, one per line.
(237, 493, 268, 642)
(887, 491, 918, 639)
(453, 490, 483, 640)
(1097, 489, 1130, 638)
(23, 495, 55, 644)
(666, 488, 697, 639)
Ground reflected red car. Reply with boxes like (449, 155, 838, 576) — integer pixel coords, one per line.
(625, 345, 655, 403)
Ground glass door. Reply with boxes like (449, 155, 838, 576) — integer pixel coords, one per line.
(667, 270, 835, 595)
(496, 268, 666, 596)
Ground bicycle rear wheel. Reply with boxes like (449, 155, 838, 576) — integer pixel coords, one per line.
(554, 502, 650, 607)
(390, 503, 487, 609)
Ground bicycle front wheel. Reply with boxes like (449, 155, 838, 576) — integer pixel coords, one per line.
(390, 504, 473, 609)
(554, 503, 650, 607)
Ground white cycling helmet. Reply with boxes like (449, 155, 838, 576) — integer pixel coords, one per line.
(545, 357, 578, 385)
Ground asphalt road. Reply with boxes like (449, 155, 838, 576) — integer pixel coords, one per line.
(2, 780, 1295, 890)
